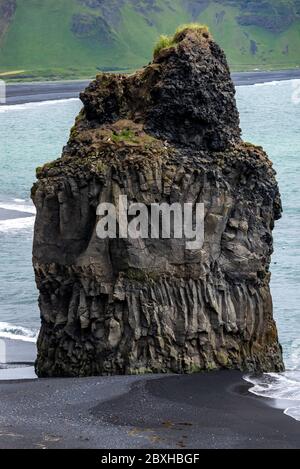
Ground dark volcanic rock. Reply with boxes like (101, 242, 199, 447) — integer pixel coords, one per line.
(71, 13, 113, 43)
(237, 13, 295, 33)
(0, 0, 16, 42)
(32, 27, 284, 377)
(80, 30, 241, 151)
(184, 0, 210, 20)
(0, 0, 16, 18)
(236, 0, 296, 33)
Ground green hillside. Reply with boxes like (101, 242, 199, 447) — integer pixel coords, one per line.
(0, 0, 300, 80)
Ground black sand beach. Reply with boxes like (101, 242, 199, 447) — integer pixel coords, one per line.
(232, 68, 300, 86)
(4, 69, 300, 106)
(0, 339, 299, 449)
(5, 80, 90, 105)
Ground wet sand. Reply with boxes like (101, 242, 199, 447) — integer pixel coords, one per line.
(3, 69, 300, 106)
(0, 339, 299, 449)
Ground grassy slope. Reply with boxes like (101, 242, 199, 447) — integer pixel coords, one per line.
(0, 0, 120, 78)
(0, 0, 299, 80)
(194, 3, 300, 70)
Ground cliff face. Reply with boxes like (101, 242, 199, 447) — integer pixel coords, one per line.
(0, 0, 16, 44)
(32, 27, 284, 377)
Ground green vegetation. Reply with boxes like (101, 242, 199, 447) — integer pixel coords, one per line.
(153, 23, 210, 57)
(36, 160, 57, 177)
(0, 0, 300, 80)
(110, 128, 156, 146)
(35, 166, 43, 178)
(153, 35, 172, 58)
(125, 268, 160, 283)
(95, 161, 108, 174)
(111, 129, 135, 143)
(173, 23, 210, 41)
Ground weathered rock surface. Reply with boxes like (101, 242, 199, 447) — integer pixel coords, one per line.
(32, 27, 284, 377)
(71, 13, 114, 43)
(0, 0, 16, 43)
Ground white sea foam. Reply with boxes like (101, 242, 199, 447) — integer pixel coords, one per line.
(0, 200, 36, 232)
(285, 407, 300, 420)
(244, 371, 300, 421)
(0, 216, 35, 233)
(238, 79, 299, 89)
(254, 79, 300, 87)
(0, 322, 37, 343)
(253, 80, 287, 87)
(0, 97, 79, 113)
(0, 201, 36, 215)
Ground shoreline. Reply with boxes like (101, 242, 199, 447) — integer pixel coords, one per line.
(0, 338, 36, 381)
(0, 207, 34, 220)
(0, 338, 300, 448)
(3, 69, 300, 106)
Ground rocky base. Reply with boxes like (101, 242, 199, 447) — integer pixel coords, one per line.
(36, 272, 283, 377)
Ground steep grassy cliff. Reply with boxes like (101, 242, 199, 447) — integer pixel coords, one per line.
(0, 0, 299, 80)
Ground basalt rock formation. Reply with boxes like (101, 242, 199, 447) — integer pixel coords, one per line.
(32, 27, 284, 377)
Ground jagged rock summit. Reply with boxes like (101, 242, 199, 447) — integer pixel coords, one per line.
(80, 25, 241, 151)
(32, 26, 284, 377)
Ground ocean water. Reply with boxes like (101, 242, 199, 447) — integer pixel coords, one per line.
(0, 82, 300, 417)
(0, 98, 82, 340)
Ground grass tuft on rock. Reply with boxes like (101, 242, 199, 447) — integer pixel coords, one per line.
(112, 128, 135, 142)
(153, 35, 174, 58)
(153, 23, 210, 58)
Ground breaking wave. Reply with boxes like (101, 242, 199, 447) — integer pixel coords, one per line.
(0, 98, 79, 113)
(244, 371, 300, 422)
(0, 321, 38, 343)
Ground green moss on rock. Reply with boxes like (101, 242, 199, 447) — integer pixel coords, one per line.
(153, 23, 210, 58)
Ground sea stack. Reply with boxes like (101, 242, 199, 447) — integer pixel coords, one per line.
(32, 26, 284, 377)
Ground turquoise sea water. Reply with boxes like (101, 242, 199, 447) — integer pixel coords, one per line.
(0, 98, 82, 340)
(0, 82, 300, 416)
